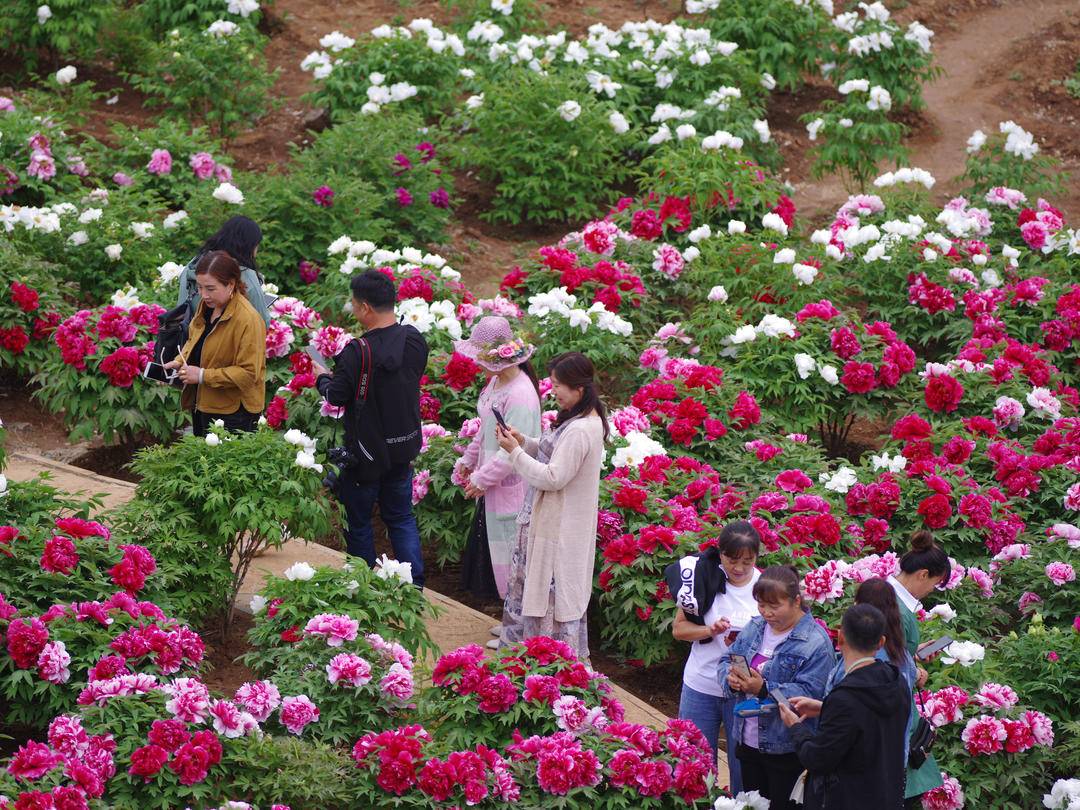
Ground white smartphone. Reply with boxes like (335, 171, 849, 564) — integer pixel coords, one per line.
(305, 344, 328, 368)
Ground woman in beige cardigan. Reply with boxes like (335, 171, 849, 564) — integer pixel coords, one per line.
(495, 352, 608, 660)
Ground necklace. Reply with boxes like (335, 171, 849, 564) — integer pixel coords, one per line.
(844, 656, 877, 676)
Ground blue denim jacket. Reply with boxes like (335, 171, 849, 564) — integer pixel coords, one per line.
(716, 611, 835, 754)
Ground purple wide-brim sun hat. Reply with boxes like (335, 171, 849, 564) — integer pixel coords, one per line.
(453, 315, 536, 373)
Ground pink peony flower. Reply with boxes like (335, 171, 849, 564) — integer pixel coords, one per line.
(48, 715, 89, 759)
(775, 469, 813, 493)
(234, 680, 281, 722)
(279, 695, 319, 735)
(803, 560, 848, 603)
(921, 772, 965, 810)
(1023, 709, 1054, 746)
(1046, 562, 1076, 586)
(651, 244, 684, 279)
(311, 325, 351, 358)
(326, 653, 373, 687)
(304, 613, 359, 647)
(972, 682, 1018, 711)
(961, 715, 1007, 755)
(265, 320, 295, 359)
(146, 149, 173, 175)
(41, 534, 80, 574)
(1067, 483, 1080, 511)
(36, 640, 71, 684)
(209, 699, 258, 738)
(164, 677, 211, 723)
(919, 686, 969, 727)
(190, 152, 217, 179)
(379, 662, 414, 702)
(7, 740, 59, 780)
(411, 469, 431, 505)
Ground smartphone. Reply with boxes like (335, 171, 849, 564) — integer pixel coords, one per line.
(916, 635, 954, 661)
(730, 653, 752, 680)
(305, 344, 328, 368)
(491, 406, 509, 431)
(770, 688, 793, 713)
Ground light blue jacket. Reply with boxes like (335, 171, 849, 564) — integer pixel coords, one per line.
(717, 611, 835, 754)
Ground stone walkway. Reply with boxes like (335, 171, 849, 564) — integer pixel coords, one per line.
(5, 453, 701, 748)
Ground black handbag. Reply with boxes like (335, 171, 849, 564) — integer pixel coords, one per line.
(142, 300, 193, 387)
(908, 690, 937, 769)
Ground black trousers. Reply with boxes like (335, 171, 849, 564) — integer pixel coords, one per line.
(736, 744, 803, 810)
(192, 407, 258, 437)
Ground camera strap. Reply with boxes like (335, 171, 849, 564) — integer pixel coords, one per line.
(354, 337, 372, 402)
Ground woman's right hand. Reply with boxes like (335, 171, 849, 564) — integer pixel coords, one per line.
(789, 697, 823, 718)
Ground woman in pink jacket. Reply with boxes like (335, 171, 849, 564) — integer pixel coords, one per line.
(453, 317, 541, 637)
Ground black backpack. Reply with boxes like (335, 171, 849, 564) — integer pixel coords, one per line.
(142, 300, 194, 387)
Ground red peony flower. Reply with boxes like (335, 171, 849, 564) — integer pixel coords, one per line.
(475, 673, 518, 713)
(265, 395, 289, 428)
(924, 374, 964, 413)
(7, 740, 58, 780)
(917, 494, 953, 529)
(727, 391, 761, 430)
(10, 281, 40, 312)
(775, 469, 813, 493)
(771, 195, 796, 228)
(830, 326, 862, 360)
(100, 346, 143, 388)
(602, 534, 640, 566)
(499, 266, 528, 293)
(841, 361, 877, 394)
(630, 209, 663, 240)
(658, 195, 692, 232)
(168, 741, 211, 786)
(280, 625, 302, 643)
(129, 744, 169, 781)
(612, 485, 648, 514)
(891, 414, 933, 441)
(0, 326, 30, 355)
(442, 352, 482, 392)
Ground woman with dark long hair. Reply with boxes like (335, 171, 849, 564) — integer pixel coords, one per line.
(452, 317, 542, 620)
(494, 351, 608, 660)
(175, 216, 270, 325)
(165, 251, 266, 436)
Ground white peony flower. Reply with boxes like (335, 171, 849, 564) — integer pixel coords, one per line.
(130, 222, 154, 239)
(752, 119, 771, 143)
(820, 466, 859, 493)
(249, 594, 267, 614)
(676, 123, 697, 141)
(806, 118, 825, 141)
(295, 449, 323, 473)
(818, 364, 839, 385)
(105, 243, 122, 261)
(558, 100, 581, 122)
(0, 473, 7, 498)
(966, 129, 986, 153)
(867, 86, 892, 112)
(158, 261, 185, 285)
(926, 604, 956, 623)
(55, 65, 77, 85)
(611, 431, 667, 469)
(688, 225, 711, 243)
(205, 433, 221, 447)
(728, 220, 747, 235)
(941, 640, 985, 667)
(67, 230, 88, 246)
(762, 212, 788, 236)
(206, 20, 238, 37)
(36, 4, 52, 24)
(284, 561, 317, 581)
(213, 182, 244, 204)
(608, 111, 630, 134)
(773, 248, 796, 264)
(794, 353, 817, 379)
(319, 30, 354, 52)
(792, 263, 818, 285)
(729, 325, 757, 344)
(163, 210, 188, 229)
(374, 553, 414, 583)
(227, 0, 259, 17)
(707, 285, 728, 303)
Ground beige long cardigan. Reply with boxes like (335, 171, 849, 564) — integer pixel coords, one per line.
(508, 414, 606, 622)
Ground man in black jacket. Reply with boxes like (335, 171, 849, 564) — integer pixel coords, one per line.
(778, 604, 910, 810)
(313, 270, 429, 588)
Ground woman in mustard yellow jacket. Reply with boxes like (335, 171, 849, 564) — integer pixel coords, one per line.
(166, 250, 266, 436)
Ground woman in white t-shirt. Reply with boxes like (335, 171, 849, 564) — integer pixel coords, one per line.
(670, 521, 762, 789)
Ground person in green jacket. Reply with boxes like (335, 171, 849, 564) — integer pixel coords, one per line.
(176, 216, 271, 326)
(887, 530, 953, 807)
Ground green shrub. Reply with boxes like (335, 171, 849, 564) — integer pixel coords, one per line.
(446, 72, 631, 225)
(801, 89, 907, 189)
(0, 0, 119, 67)
(124, 25, 278, 141)
(128, 426, 335, 625)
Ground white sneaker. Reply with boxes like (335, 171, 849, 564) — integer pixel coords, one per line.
(486, 638, 500, 650)
(489, 624, 502, 637)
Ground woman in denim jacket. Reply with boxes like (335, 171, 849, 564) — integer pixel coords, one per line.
(717, 566, 835, 810)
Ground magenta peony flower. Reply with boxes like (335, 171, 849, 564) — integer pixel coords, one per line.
(7, 740, 59, 780)
(40, 535, 79, 575)
(312, 185, 334, 207)
(379, 662, 414, 702)
(189, 152, 216, 179)
(395, 187, 413, 207)
(960, 715, 1007, 755)
(209, 699, 258, 738)
(164, 677, 211, 723)
(429, 187, 450, 208)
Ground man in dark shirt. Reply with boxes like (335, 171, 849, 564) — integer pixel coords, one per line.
(314, 270, 429, 588)
(779, 604, 910, 810)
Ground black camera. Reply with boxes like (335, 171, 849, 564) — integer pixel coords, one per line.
(322, 446, 358, 497)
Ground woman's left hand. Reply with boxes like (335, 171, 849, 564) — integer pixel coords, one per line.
(463, 482, 484, 499)
(743, 667, 765, 695)
(178, 364, 202, 384)
(495, 425, 520, 453)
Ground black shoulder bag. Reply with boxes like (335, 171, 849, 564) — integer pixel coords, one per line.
(908, 689, 937, 769)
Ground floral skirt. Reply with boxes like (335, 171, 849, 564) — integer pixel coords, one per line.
(499, 523, 589, 661)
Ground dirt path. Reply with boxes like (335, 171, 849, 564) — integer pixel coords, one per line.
(792, 0, 1080, 221)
